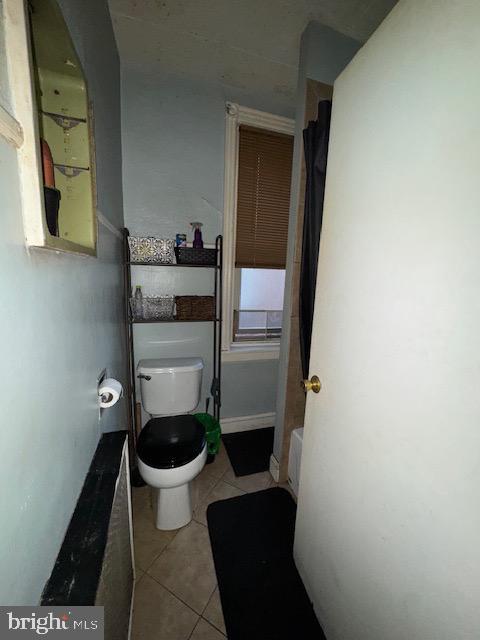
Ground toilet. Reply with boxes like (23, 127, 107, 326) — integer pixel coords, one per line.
(136, 357, 206, 530)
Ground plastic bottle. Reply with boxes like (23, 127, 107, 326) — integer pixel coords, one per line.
(191, 222, 204, 248)
(134, 285, 143, 320)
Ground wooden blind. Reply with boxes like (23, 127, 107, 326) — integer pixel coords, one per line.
(235, 125, 293, 269)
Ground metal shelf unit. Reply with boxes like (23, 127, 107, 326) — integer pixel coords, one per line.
(122, 228, 223, 464)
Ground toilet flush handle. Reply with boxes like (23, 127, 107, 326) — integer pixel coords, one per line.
(137, 374, 151, 381)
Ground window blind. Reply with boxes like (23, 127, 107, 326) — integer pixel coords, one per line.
(235, 125, 293, 269)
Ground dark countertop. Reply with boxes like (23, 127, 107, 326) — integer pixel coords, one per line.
(41, 431, 128, 605)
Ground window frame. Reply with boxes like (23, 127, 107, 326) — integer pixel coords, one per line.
(222, 102, 294, 361)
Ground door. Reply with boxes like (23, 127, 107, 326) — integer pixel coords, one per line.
(293, 2, 480, 640)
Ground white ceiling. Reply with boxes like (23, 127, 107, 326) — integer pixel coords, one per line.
(109, 0, 397, 112)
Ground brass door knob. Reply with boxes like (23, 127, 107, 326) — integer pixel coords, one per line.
(301, 375, 322, 393)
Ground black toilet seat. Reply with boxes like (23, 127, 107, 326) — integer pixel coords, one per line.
(136, 415, 206, 469)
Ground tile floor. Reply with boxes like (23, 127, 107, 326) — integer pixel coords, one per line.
(131, 443, 292, 640)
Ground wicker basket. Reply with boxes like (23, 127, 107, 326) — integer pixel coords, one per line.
(175, 295, 215, 321)
(144, 295, 175, 320)
(131, 295, 175, 321)
(128, 236, 176, 264)
(174, 246, 217, 266)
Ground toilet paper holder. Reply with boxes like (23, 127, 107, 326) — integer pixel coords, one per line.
(97, 377, 123, 409)
(100, 391, 114, 404)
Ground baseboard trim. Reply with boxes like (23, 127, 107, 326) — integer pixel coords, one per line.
(220, 412, 275, 434)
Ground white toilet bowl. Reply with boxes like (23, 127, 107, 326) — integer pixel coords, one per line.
(136, 357, 206, 530)
(138, 445, 207, 530)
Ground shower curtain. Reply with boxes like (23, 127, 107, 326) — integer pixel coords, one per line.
(299, 100, 332, 379)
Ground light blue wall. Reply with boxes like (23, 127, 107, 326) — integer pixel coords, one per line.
(121, 68, 285, 418)
(274, 22, 361, 460)
(0, 0, 125, 604)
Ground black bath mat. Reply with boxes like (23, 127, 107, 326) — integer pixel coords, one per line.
(207, 488, 325, 640)
(222, 426, 274, 476)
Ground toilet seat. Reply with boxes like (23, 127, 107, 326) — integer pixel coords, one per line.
(137, 415, 206, 469)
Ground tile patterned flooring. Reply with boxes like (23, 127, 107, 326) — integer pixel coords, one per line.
(131, 443, 291, 640)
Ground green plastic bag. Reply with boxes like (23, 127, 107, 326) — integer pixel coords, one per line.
(195, 412, 221, 455)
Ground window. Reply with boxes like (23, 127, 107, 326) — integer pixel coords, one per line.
(234, 268, 286, 342)
(222, 103, 295, 359)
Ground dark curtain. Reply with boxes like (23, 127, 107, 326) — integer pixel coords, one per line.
(299, 100, 332, 379)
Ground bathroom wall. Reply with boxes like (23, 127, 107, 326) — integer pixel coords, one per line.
(121, 68, 283, 419)
(273, 22, 360, 470)
(0, 0, 125, 604)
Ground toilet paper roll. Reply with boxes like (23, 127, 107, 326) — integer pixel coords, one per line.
(98, 378, 123, 408)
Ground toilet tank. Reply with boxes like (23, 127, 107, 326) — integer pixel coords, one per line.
(137, 358, 203, 417)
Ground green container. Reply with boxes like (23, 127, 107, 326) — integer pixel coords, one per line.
(195, 413, 221, 455)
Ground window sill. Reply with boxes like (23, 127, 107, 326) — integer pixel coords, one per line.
(33, 234, 97, 257)
(222, 344, 280, 362)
